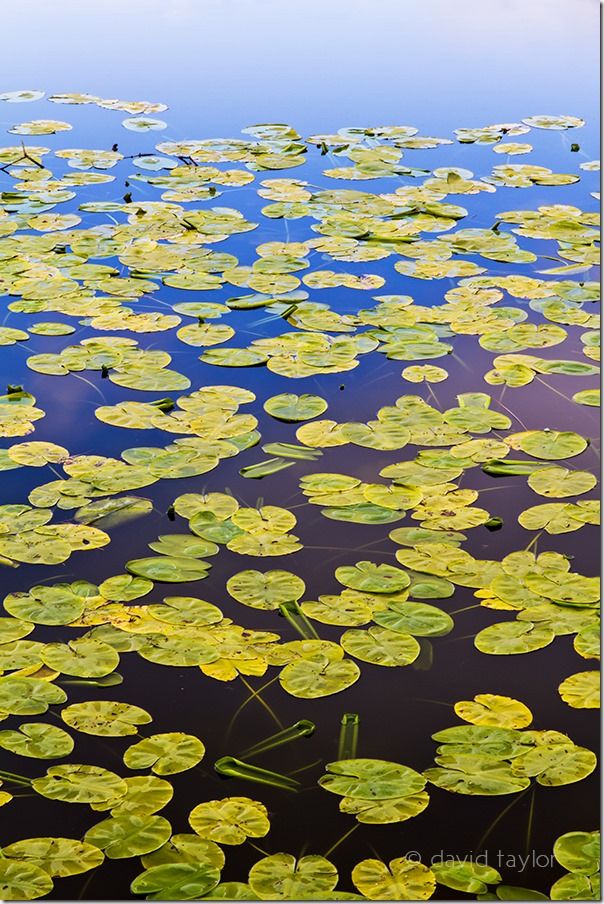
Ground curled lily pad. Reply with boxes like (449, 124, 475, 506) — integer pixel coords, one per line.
(525, 568, 599, 606)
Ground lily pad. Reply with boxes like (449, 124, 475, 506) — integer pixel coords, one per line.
(352, 858, 435, 900)
(124, 733, 205, 774)
(264, 393, 328, 421)
(248, 854, 338, 900)
(189, 797, 269, 845)
(85, 814, 171, 858)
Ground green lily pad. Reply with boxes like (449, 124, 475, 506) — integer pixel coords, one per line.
(558, 672, 600, 709)
(279, 656, 360, 698)
(93, 775, 173, 817)
(319, 758, 426, 799)
(189, 797, 269, 845)
(124, 733, 205, 775)
(4, 584, 89, 625)
(454, 695, 533, 729)
(33, 765, 127, 804)
(510, 430, 588, 460)
(148, 597, 222, 627)
(339, 790, 430, 824)
(42, 637, 120, 678)
(527, 467, 597, 498)
(141, 833, 225, 869)
(550, 872, 600, 901)
(61, 700, 152, 736)
(432, 859, 502, 894)
(85, 814, 171, 859)
(264, 393, 328, 421)
(131, 863, 221, 900)
(126, 556, 211, 582)
(0, 861, 54, 900)
(554, 830, 600, 874)
(511, 744, 597, 786)
(336, 561, 410, 593)
(0, 722, 74, 759)
(475, 621, 555, 655)
(0, 677, 66, 715)
(1, 837, 104, 877)
(226, 569, 305, 609)
(248, 854, 338, 900)
(341, 626, 420, 666)
(352, 858, 435, 900)
(425, 755, 531, 795)
(373, 602, 454, 637)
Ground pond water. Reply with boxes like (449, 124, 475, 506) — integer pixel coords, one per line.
(0, 1, 599, 901)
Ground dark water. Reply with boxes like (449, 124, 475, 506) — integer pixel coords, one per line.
(0, 1, 600, 899)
